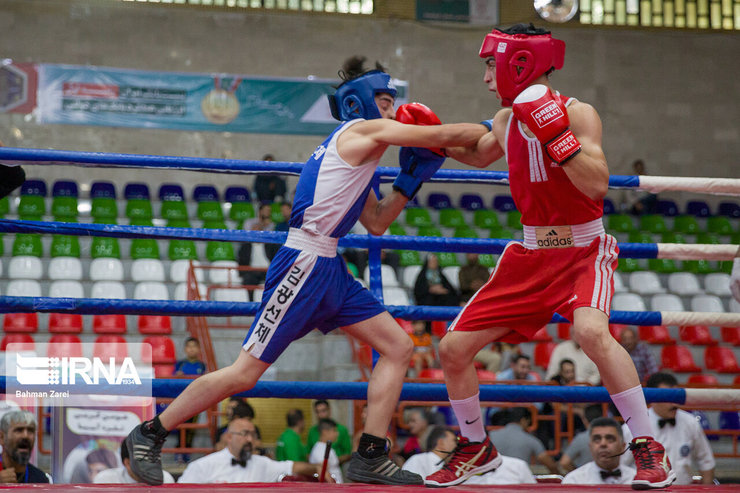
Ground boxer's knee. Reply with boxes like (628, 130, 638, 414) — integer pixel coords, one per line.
(572, 322, 611, 355)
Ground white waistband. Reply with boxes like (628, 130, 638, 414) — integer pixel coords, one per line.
(522, 218, 605, 249)
(284, 228, 338, 257)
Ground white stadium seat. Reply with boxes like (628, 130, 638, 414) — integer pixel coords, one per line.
(650, 293, 685, 312)
(208, 260, 240, 284)
(250, 243, 272, 269)
(170, 259, 204, 283)
(134, 282, 170, 300)
(6, 280, 42, 297)
(8, 256, 43, 280)
(212, 288, 249, 303)
(666, 272, 702, 296)
(89, 258, 125, 281)
(704, 273, 732, 297)
(612, 271, 628, 293)
(401, 265, 423, 289)
(628, 271, 665, 295)
(49, 280, 85, 298)
(690, 294, 725, 313)
(48, 257, 83, 280)
(383, 286, 411, 305)
(611, 292, 647, 312)
(363, 264, 400, 287)
(131, 259, 166, 282)
(174, 282, 207, 301)
(442, 266, 461, 291)
(91, 281, 126, 299)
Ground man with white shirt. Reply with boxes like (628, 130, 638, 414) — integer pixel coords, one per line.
(178, 418, 331, 483)
(621, 372, 716, 485)
(94, 441, 175, 484)
(307, 418, 343, 483)
(402, 426, 535, 484)
(562, 417, 636, 485)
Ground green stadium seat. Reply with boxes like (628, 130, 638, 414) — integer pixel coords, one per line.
(270, 202, 283, 224)
(91, 237, 121, 259)
(90, 198, 118, 223)
(130, 239, 160, 260)
(398, 250, 423, 267)
(388, 222, 407, 236)
(129, 218, 154, 227)
(618, 258, 643, 273)
(684, 260, 715, 275)
(167, 219, 191, 228)
(607, 214, 635, 233)
(405, 208, 433, 228)
(0, 196, 9, 216)
(160, 200, 189, 222)
(206, 241, 235, 262)
(478, 254, 497, 268)
(50, 235, 81, 258)
(169, 240, 198, 261)
(696, 232, 721, 245)
(51, 196, 78, 221)
(197, 201, 224, 222)
(126, 199, 153, 221)
(506, 210, 522, 229)
(673, 215, 700, 234)
(628, 231, 654, 244)
(437, 252, 460, 268)
(648, 258, 679, 274)
(453, 227, 478, 238)
(17, 195, 45, 220)
(203, 221, 228, 230)
(417, 226, 442, 237)
(12, 234, 43, 257)
(439, 209, 467, 228)
(661, 232, 686, 244)
(707, 216, 732, 235)
(639, 214, 668, 234)
(473, 210, 501, 230)
(489, 227, 515, 240)
(230, 202, 255, 222)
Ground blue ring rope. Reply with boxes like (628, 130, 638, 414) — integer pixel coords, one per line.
(0, 146, 640, 188)
(0, 219, 660, 258)
(0, 376, 686, 403)
(0, 296, 663, 325)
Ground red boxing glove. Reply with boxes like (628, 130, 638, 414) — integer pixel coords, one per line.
(395, 102, 445, 156)
(512, 85, 582, 165)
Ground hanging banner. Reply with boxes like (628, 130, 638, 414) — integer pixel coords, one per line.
(37, 64, 408, 135)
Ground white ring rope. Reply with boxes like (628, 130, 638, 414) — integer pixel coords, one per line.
(657, 244, 738, 261)
(660, 311, 740, 327)
(638, 176, 740, 196)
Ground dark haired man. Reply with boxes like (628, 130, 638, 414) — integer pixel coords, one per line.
(428, 23, 674, 489)
(562, 417, 636, 485)
(125, 56, 487, 486)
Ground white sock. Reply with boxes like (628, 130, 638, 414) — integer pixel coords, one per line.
(611, 385, 653, 439)
(450, 392, 487, 442)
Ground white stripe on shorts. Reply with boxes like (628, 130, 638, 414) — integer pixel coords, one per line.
(243, 251, 317, 359)
(591, 235, 617, 313)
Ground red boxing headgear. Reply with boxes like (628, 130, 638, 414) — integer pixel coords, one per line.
(479, 27, 565, 107)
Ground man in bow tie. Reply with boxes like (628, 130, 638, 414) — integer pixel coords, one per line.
(621, 372, 716, 485)
(562, 417, 635, 484)
(178, 418, 333, 483)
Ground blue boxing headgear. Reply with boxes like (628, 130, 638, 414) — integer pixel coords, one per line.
(328, 70, 397, 121)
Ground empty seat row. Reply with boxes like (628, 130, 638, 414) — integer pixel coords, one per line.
(619, 271, 733, 297)
(612, 292, 736, 313)
(3, 312, 172, 335)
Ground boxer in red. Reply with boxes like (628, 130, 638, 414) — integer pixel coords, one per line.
(425, 24, 675, 490)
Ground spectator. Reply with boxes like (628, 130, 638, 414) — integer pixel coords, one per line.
(173, 337, 207, 463)
(488, 407, 559, 474)
(402, 426, 535, 484)
(85, 448, 118, 483)
(559, 404, 608, 472)
(254, 154, 287, 203)
(546, 339, 600, 386)
(413, 254, 459, 308)
(496, 354, 538, 381)
(307, 419, 343, 483)
(95, 441, 175, 484)
(621, 159, 657, 215)
(215, 397, 256, 451)
(408, 320, 436, 377)
(619, 327, 659, 383)
(400, 408, 433, 460)
(179, 418, 331, 483)
(536, 359, 579, 448)
(458, 253, 490, 302)
(562, 417, 636, 485)
(273, 202, 292, 232)
(551, 358, 576, 386)
(0, 410, 50, 484)
(276, 409, 307, 462)
(238, 203, 275, 297)
(621, 372, 715, 485)
(306, 400, 352, 464)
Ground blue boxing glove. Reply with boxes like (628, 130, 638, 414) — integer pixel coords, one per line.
(393, 147, 446, 199)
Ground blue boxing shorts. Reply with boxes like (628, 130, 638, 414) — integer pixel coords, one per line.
(242, 231, 385, 364)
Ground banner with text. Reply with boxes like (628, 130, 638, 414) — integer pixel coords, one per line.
(37, 64, 408, 135)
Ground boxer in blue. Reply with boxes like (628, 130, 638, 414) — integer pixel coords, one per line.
(125, 56, 487, 486)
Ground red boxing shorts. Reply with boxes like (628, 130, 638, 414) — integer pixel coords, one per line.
(449, 234, 618, 343)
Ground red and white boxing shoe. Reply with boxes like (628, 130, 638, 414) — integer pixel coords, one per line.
(629, 436, 676, 490)
(424, 436, 502, 488)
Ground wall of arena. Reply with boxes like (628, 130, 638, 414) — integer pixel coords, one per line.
(0, 0, 736, 206)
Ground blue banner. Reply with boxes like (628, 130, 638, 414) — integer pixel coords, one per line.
(38, 64, 407, 135)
